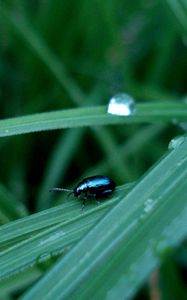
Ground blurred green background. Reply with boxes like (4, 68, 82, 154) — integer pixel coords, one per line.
(0, 0, 187, 299)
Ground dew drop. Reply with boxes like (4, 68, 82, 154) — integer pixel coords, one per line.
(107, 93, 135, 116)
(39, 230, 65, 246)
(37, 252, 53, 271)
(168, 136, 185, 150)
(37, 252, 52, 264)
(139, 198, 156, 221)
(144, 198, 154, 213)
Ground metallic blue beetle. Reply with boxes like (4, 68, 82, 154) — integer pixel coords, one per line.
(50, 175, 116, 207)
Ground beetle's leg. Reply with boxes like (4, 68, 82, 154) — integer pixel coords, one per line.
(81, 196, 87, 211)
(81, 201, 85, 211)
(89, 193, 100, 205)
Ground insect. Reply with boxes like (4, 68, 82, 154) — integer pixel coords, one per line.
(49, 175, 116, 208)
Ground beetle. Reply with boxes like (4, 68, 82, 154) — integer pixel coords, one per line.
(49, 175, 116, 208)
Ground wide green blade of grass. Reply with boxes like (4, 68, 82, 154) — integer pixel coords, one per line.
(0, 185, 131, 280)
(19, 135, 187, 300)
(0, 102, 187, 137)
(0, 200, 114, 280)
(0, 267, 42, 297)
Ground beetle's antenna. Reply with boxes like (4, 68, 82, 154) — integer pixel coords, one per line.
(49, 188, 73, 193)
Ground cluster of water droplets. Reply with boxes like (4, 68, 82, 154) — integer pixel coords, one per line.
(143, 198, 155, 213)
(138, 197, 159, 223)
(107, 93, 135, 116)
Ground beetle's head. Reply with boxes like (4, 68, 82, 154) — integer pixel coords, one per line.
(74, 187, 81, 197)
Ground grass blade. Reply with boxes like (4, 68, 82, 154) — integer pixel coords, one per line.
(19, 136, 187, 300)
(0, 102, 187, 137)
(0, 186, 132, 280)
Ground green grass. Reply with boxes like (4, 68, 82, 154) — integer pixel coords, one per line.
(0, 1, 187, 299)
(0, 102, 187, 137)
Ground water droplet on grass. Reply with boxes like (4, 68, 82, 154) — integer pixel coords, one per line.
(139, 198, 156, 221)
(144, 198, 154, 213)
(107, 93, 135, 116)
(168, 136, 185, 150)
(37, 252, 52, 264)
(39, 230, 65, 246)
(37, 252, 53, 271)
